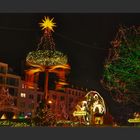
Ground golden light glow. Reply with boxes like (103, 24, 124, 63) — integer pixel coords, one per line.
(39, 16, 56, 31)
(27, 68, 43, 74)
(48, 100, 53, 104)
(27, 85, 35, 89)
(12, 115, 17, 119)
(49, 64, 70, 72)
(26, 61, 45, 71)
(21, 93, 26, 98)
(1, 114, 7, 119)
(57, 81, 68, 85)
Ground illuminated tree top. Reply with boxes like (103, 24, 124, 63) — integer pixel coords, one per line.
(26, 16, 69, 68)
(39, 16, 56, 32)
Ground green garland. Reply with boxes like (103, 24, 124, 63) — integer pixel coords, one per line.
(26, 50, 68, 67)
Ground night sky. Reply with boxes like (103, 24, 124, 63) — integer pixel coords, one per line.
(0, 13, 140, 113)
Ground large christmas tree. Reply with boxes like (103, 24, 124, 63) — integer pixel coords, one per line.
(102, 26, 140, 105)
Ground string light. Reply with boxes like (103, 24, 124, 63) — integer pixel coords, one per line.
(102, 25, 140, 105)
(26, 16, 68, 67)
(26, 50, 68, 67)
(0, 26, 108, 51)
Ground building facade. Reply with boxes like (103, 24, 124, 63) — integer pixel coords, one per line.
(0, 62, 21, 116)
(0, 62, 44, 118)
(0, 62, 87, 119)
(48, 88, 86, 120)
(19, 80, 44, 117)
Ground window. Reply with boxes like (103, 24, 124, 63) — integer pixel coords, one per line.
(9, 88, 18, 96)
(60, 96, 65, 101)
(69, 97, 73, 103)
(20, 102, 25, 108)
(6, 77, 19, 86)
(22, 84, 27, 89)
(60, 105, 62, 110)
(52, 95, 56, 100)
(28, 103, 34, 109)
(21, 92, 26, 98)
(37, 94, 41, 102)
(14, 99, 17, 106)
(29, 94, 34, 99)
(67, 90, 70, 94)
(22, 83, 25, 88)
(0, 66, 6, 74)
(19, 112, 24, 115)
(71, 91, 74, 95)
(0, 76, 5, 84)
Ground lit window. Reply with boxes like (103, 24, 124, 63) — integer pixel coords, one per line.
(22, 84, 25, 88)
(21, 93, 26, 98)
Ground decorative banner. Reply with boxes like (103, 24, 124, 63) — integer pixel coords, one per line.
(128, 118, 140, 123)
(73, 111, 86, 116)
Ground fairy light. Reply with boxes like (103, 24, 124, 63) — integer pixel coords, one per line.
(26, 50, 68, 67)
(26, 16, 68, 67)
(102, 26, 140, 105)
(26, 16, 70, 106)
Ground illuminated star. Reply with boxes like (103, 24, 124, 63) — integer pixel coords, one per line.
(39, 16, 56, 32)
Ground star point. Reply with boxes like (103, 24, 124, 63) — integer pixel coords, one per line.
(39, 16, 56, 32)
